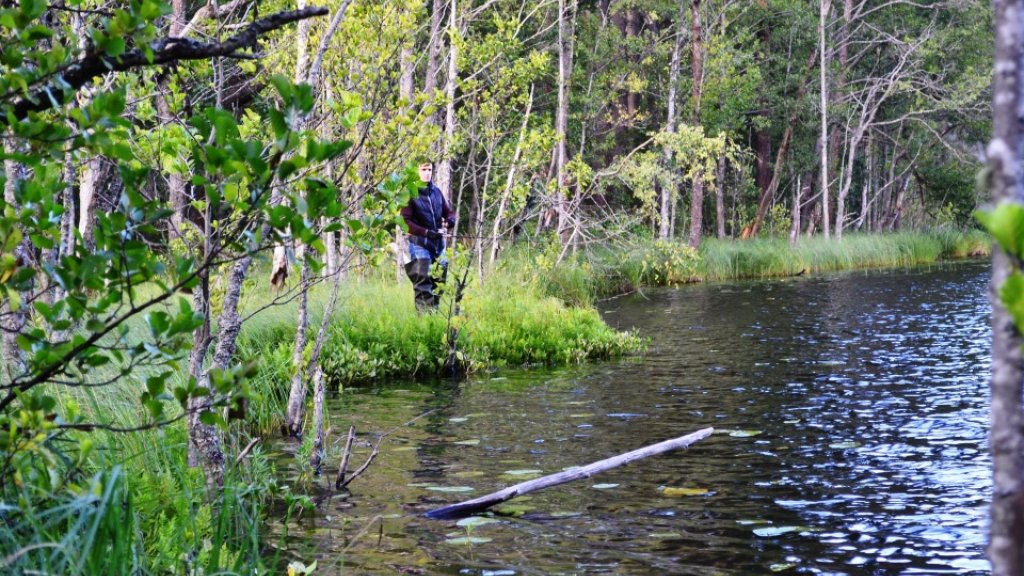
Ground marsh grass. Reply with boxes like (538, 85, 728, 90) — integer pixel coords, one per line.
(696, 231, 988, 281)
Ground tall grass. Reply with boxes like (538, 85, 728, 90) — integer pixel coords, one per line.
(696, 230, 989, 281)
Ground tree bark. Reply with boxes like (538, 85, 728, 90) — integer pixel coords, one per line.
(819, 0, 831, 238)
(436, 0, 459, 201)
(988, 1, 1024, 573)
(687, 0, 704, 249)
(661, 0, 686, 240)
(284, 253, 311, 436)
(715, 155, 726, 238)
(490, 85, 533, 266)
(308, 367, 326, 472)
(554, 0, 577, 245)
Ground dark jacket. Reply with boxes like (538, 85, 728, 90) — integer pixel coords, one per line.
(401, 182, 455, 258)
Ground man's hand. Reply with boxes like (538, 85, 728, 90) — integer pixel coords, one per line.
(426, 229, 442, 240)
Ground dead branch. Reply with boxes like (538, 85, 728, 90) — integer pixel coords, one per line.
(424, 427, 714, 520)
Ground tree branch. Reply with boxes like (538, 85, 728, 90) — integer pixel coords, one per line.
(12, 7, 328, 120)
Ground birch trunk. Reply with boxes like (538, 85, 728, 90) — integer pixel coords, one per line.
(436, 0, 458, 202)
(819, 0, 831, 238)
(661, 0, 686, 240)
(1, 154, 27, 382)
(284, 251, 311, 436)
(489, 85, 533, 266)
(308, 367, 326, 471)
(988, 2, 1024, 572)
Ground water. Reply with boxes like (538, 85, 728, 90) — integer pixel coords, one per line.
(271, 262, 992, 575)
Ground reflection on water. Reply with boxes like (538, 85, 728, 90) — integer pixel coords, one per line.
(271, 262, 991, 575)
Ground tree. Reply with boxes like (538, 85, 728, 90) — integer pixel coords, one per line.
(983, 0, 1024, 572)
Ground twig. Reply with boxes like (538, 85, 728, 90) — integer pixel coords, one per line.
(338, 409, 438, 489)
(235, 437, 260, 465)
(335, 425, 356, 490)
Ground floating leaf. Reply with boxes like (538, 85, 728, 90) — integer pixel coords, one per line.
(770, 563, 797, 572)
(448, 417, 468, 423)
(427, 486, 475, 493)
(829, 441, 860, 449)
(549, 511, 583, 518)
(453, 439, 480, 446)
(592, 483, 619, 489)
(445, 536, 492, 545)
(452, 470, 486, 478)
(456, 517, 499, 528)
(493, 504, 534, 516)
(753, 526, 809, 537)
(649, 532, 682, 539)
(504, 469, 543, 476)
(729, 430, 762, 438)
(663, 487, 709, 497)
(736, 519, 773, 526)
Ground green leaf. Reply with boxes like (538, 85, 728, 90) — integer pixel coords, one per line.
(1001, 271, 1024, 329)
(976, 203, 1024, 256)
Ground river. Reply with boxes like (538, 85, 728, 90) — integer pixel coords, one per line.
(271, 261, 991, 575)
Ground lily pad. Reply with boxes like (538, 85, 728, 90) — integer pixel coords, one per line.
(452, 470, 486, 478)
(453, 439, 481, 446)
(448, 417, 469, 423)
(729, 430, 763, 438)
(663, 487, 709, 497)
(456, 517, 499, 528)
(770, 563, 797, 572)
(493, 503, 535, 516)
(427, 486, 475, 493)
(504, 469, 544, 476)
(649, 532, 683, 539)
(736, 519, 773, 526)
(753, 526, 809, 537)
(592, 483, 619, 490)
(445, 536, 492, 545)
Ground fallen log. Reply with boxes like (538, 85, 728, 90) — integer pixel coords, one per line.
(424, 427, 714, 520)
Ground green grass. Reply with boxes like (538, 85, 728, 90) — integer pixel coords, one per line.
(695, 230, 989, 281)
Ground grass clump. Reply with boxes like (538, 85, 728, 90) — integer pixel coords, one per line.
(696, 230, 988, 281)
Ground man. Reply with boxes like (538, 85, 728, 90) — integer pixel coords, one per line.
(401, 161, 456, 311)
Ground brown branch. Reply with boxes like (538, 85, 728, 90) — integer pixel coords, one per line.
(12, 7, 328, 120)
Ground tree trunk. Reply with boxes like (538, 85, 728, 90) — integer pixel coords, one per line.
(78, 158, 104, 252)
(686, 0, 704, 249)
(661, 0, 686, 240)
(554, 0, 577, 245)
(425, 0, 445, 106)
(436, 0, 458, 202)
(490, 85, 533, 266)
(157, 0, 188, 238)
(742, 46, 819, 239)
(988, 3, 1024, 572)
(715, 155, 726, 239)
(1, 154, 27, 382)
(819, 0, 831, 238)
(284, 252, 311, 436)
(308, 367, 326, 472)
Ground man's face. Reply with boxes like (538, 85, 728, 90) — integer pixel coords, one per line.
(418, 163, 433, 183)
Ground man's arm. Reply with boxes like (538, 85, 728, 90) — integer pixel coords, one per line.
(401, 205, 429, 237)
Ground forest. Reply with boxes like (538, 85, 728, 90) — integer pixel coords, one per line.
(0, 0, 1004, 574)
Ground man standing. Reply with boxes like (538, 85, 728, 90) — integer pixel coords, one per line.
(402, 161, 456, 311)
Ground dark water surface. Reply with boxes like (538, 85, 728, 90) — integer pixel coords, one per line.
(273, 262, 991, 575)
